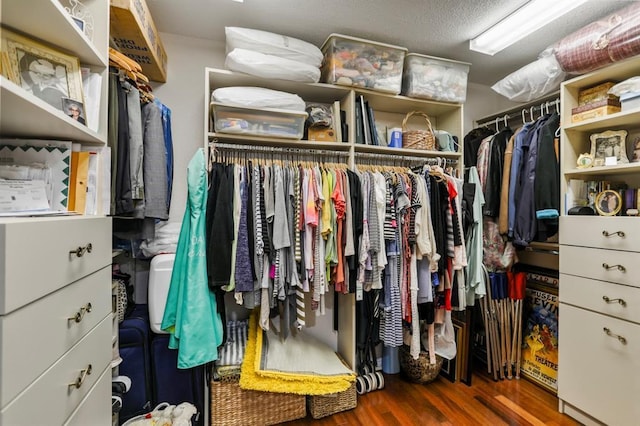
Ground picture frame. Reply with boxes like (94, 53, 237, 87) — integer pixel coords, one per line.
(589, 130, 629, 166)
(61, 97, 87, 126)
(631, 136, 640, 163)
(595, 189, 622, 216)
(1, 27, 84, 115)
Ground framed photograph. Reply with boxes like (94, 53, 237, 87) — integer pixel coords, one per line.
(1, 28, 84, 115)
(589, 130, 629, 166)
(595, 189, 622, 216)
(631, 137, 640, 163)
(71, 16, 85, 33)
(62, 98, 87, 126)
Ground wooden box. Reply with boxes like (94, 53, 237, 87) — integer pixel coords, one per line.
(110, 0, 168, 82)
(571, 105, 621, 123)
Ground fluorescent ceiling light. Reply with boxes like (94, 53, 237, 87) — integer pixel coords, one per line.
(470, 0, 590, 55)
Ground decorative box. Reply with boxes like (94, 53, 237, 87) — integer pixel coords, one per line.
(320, 34, 407, 94)
(402, 53, 470, 103)
(577, 81, 618, 105)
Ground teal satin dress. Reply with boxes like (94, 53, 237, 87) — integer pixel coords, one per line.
(162, 148, 223, 368)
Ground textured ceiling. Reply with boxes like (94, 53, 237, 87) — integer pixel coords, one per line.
(146, 0, 636, 86)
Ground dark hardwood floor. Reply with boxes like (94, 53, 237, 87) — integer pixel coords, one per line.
(285, 369, 579, 425)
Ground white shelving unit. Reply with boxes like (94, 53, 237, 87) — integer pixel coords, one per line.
(0, 1, 112, 424)
(204, 67, 465, 370)
(558, 56, 640, 426)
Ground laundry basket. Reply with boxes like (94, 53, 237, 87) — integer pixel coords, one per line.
(401, 111, 436, 150)
(398, 345, 443, 384)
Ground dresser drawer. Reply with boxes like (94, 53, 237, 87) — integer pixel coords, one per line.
(560, 245, 640, 289)
(63, 364, 111, 426)
(560, 273, 640, 324)
(560, 216, 640, 251)
(0, 216, 111, 314)
(0, 266, 111, 407)
(558, 304, 640, 426)
(0, 314, 111, 426)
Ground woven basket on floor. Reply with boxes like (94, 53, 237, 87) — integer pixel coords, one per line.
(402, 110, 436, 150)
(210, 374, 306, 426)
(398, 345, 443, 384)
(307, 382, 357, 419)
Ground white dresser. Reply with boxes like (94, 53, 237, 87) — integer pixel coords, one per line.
(559, 217, 640, 426)
(0, 215, 113, 425)
(558, 55, 640, 426)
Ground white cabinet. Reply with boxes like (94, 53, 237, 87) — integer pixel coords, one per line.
(0, 1, 112, 424)
(558, 56, 640, 426)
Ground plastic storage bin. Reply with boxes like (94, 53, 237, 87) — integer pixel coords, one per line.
(211, 102, 307, 139)
(402, 53, 470, 103)
(320, 34, 407, 95)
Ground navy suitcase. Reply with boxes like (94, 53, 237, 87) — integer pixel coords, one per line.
(151, 334, 205, 426)
(118, 304, 154, 424)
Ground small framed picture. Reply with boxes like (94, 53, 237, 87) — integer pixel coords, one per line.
(1, 27, 84, 116)
(71, 17, 85, 32)
(595, 189, 622, 216)
(590, 130, 629, 167)
(62, 98, 86, 126)
(631, 137, 640, 163)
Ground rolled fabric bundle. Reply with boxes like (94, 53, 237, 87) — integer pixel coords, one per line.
(551, 2, 640, 74)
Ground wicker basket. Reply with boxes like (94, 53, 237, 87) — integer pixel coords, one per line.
(402, 111, 436, 150)
(307, 382, 357, 419)
(398, 345, 443, 384)
(210, 374, 306, 426)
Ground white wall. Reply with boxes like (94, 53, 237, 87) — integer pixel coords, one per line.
(152, 33, 226, 222)
(465, 82, 522, 131)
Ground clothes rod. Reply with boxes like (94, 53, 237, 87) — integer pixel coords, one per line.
(476, 97, 560, 129)
(354, 151, 458, 165)
(209, 141, 350, 158)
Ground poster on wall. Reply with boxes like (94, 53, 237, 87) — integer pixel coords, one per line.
(521, 282, 559, 393)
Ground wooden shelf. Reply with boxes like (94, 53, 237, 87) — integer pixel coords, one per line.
(2, 0, 107, 67)
(564, 108, 640, 132)
(1, 77, 106, 145)
(564, 162, 640, 178)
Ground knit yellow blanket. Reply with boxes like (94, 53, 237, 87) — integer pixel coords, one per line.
(239, 313, 355, 395)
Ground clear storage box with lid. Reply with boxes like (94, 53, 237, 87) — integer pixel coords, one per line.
(402, 53, 470, 103)
(320, 34, 407, 94)
(211, 102, 307, 139)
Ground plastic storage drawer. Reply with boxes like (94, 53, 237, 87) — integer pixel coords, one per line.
(320, 33, 407, 95)
(211, 102, 307, 139)
(402, 53, 470, 103)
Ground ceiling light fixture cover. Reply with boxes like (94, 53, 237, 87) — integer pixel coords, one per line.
(469, 0, 590, 56)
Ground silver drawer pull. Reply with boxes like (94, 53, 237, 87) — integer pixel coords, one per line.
(602, 263, 626, 272)
(602, 230, 625, 238)
(67, 364, 92, 391)
(603, 327, 627, 345)
(67, 303, 92, 323)
(69, 243, 93, 258)
(602, 295, 627, 307)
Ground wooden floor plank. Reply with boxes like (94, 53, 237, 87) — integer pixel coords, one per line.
(284, 369, 580, 426)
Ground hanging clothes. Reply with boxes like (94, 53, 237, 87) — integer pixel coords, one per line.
(162, 149, 224, 369)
